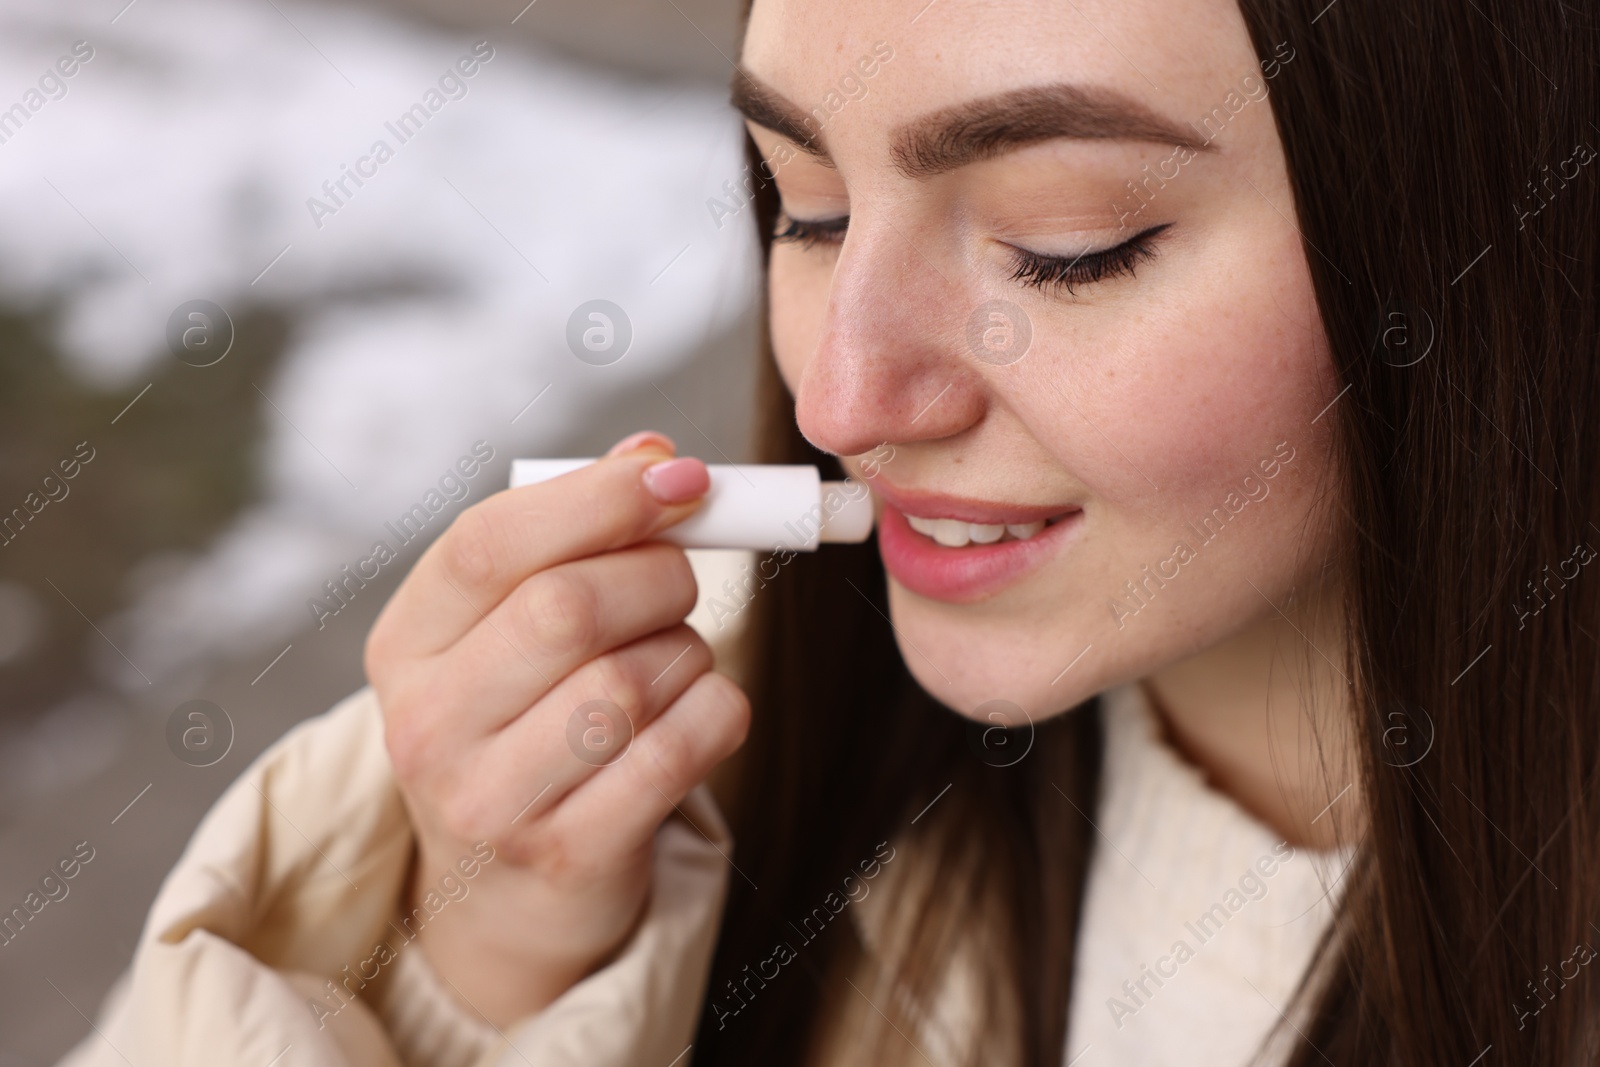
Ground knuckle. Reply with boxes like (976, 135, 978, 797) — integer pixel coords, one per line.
(527, 824, 605, 886)
(578, 459, 657, 550)
(593, 653, 645, 719)
(383, 716, 429, 782)
(664, 628, 715, 683)
(436, 789, 492, 844)
(612, 466, 668, 543)
(520, 570, 598, 658)
(654, 546, 698, 618)
(684, 627, 714, 667)
(379, 677, 451, 781)
(620, 504, 662, 549)
(644, 712, 699, 785)
(438, 507, 501, 591)
(383, 704, 439, 782)
(697, 672, 752, 751)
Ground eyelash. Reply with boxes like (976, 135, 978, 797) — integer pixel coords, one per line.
(773, 213, 849, 250)
(1008, 224, 1170, 295)
(773, 212, 1170, 296)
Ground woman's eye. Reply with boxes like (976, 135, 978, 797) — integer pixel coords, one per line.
(773, 212, 1169, 297)
(1008, 223, 1171, 296)
(774, 211, 849, 249)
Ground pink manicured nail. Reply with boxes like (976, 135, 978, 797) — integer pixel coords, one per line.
(642, 457, 709, 504)
(606, 431, 675, 457)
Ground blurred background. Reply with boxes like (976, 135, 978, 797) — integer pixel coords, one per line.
(0, 0, 763, 1060)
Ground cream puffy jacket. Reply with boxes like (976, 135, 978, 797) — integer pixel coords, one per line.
(58, 686, 731, 1067)
(58, 682, 1345, 1067)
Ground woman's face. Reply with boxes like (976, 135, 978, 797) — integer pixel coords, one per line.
(740, 0, 1341, 721)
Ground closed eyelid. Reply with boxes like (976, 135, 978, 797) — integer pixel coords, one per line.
(773, 213, 850, 248)
(1007, 223, 1169, 294)
(1008, 222, 1171, 259)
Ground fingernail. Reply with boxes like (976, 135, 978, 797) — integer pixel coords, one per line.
(606, 431, 675, 458)
(642, 457, 709, 504)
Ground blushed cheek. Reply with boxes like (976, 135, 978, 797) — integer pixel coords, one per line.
(1041, 236, 1335, 525)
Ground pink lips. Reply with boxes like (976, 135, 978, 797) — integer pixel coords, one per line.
(870, 480, 1082, 603)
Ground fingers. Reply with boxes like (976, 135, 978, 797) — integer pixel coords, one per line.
(538, 671, 750, 870)
(369, 437, 709, 661)
(476, 624, 716, 825)
(421, 541, 699, 733)
(392, 625, 714, 839)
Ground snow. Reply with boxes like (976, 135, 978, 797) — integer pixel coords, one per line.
(0, 0, 762, 690)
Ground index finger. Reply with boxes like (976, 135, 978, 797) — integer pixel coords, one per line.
(373, 442, 708, 659)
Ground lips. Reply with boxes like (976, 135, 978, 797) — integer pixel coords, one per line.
(870, 480, 1082, 602)
(868, 481, 1071, 526)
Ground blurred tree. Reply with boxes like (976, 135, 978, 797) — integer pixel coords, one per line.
(0, 306, 290, 725)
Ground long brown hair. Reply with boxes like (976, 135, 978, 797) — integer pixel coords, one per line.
(693, 1, 1600, 1063)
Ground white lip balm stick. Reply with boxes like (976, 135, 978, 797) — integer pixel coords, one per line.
(510, 459, 875, 551)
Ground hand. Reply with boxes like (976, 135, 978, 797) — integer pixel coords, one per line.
(364, 431, 751, 1025)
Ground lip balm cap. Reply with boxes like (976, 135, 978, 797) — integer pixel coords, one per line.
(818, 482, 875, 544)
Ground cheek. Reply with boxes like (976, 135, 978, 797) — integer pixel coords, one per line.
(1060, 232, 1338, 640)
(768, 247, 833, 397)
(886, 228, 1340, 716)
(1034, 228, 1335, 521)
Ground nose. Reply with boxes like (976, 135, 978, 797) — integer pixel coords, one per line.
(792, 211, 988, 459)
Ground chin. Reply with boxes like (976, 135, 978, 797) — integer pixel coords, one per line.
(885, 580, 1107, 727)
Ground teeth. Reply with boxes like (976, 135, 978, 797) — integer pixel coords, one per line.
(904, 513, 1052, 545)
(932, 518, 970, 547)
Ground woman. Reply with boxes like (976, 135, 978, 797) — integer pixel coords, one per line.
(62, 0, 1597, 1064)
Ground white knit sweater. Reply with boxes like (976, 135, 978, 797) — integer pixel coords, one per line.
(1064, 684, 1351, 1067)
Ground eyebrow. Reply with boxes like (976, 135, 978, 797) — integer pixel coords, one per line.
(730, 71, 828, 156)
(730, 71, 1211, 179)
(893, 84, 1212, 177)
